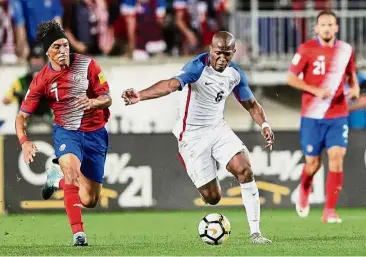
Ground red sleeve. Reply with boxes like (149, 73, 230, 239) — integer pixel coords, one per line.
(346, 50, 356, 75)
(288, 44, 309, 75)
(20, 75, 45, 114)
(88, 59, 110, 96)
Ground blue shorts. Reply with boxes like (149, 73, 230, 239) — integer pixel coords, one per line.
(300, 117, 349, 156)
(52, 125, 109, 184)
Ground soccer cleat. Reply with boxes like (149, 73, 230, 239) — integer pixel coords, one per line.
(321, 208, 342, 224)
(251, 233, 272, 244)
(41, 165, 63, 200)
(296, 185, 310, 218)
(73, 232, 88, 246)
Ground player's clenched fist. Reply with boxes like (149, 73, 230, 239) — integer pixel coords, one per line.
(75, 96, 94, 110)
(122, 88, 140, 105)
(313, 87, 332, 100)
(345, 86, 360, 100)
(261, 126, 275, 149)
(22, 141, 38, 164)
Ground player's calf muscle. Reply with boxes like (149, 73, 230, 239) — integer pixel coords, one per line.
(80, 194, 99, 208)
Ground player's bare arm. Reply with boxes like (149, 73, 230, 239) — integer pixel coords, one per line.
(122, 78, 181, 105)
(76, 95, 112, 110)
(15, 111, 37, 164)
(287, 73, 331, 99)
(345, 71, 360, 100)
(240, 98, 274, 148)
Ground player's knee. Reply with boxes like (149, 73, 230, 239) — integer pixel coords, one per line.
(328, 150, 345, 162)
(235, 165, 253, 184)
(205, 194, 221, 205)
(62, 167, 79, 186)
(306, 161, 321, 176)
(201, 191, 221, 205)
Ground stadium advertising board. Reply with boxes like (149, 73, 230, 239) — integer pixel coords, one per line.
(2, 131, 366, 213)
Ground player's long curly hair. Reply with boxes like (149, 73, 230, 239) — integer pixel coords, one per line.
(36, 20, 65, 43)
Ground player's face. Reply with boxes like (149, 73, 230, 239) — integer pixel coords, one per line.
(315, 15, 338, 43)
(48, 38, 70, 67)
(210, 44, 236, 72)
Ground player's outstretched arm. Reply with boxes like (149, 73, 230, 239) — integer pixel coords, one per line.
(241, 98, 274, 149)
(75, 94, 112, 111)
(15, 111, 37, 164)
(122, 78, 181, 105)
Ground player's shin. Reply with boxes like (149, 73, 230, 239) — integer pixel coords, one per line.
(300, 165, 314, 206)
(240, 180, 261, 235)
(63, 184, 84, 234)
(325, 171, 343, 209)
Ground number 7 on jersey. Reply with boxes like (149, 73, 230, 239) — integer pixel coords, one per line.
(50, 82, 59, 101)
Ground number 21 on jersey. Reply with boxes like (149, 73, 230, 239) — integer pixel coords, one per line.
(313, 55, 326, 75)
(50, 82, 59, 101)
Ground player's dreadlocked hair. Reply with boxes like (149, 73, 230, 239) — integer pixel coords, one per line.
(36, 20, 67, 52)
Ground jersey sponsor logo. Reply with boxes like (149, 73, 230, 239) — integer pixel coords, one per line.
(98, 72, 106, 84)
(292, 53, 301, 65)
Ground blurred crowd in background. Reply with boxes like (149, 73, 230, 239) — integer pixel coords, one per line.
(0, 0, 231, 63)
(1, 0, 366, 64)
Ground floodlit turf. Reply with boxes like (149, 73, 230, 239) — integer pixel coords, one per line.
(0, 208, 365, 256)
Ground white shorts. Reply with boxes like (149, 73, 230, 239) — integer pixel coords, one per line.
(178, 121, 249, 188)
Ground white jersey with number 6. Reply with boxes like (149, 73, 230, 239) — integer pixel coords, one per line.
(172, 53, 254, 141)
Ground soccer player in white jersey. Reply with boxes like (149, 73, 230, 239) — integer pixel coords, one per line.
(122, 31, 274, 244)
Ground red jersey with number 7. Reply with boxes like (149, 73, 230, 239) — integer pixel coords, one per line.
(20, 53, 110, 132)
(288, 38, 355, 119)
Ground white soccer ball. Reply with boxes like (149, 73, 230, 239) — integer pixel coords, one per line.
(198, 213, 231, 245)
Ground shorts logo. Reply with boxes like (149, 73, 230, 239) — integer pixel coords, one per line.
(59, 144, 66, 152)
(306, 145, 313, 153)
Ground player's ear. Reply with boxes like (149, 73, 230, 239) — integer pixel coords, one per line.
(314, 24, 319, 34)
(335, 24, 339, 33)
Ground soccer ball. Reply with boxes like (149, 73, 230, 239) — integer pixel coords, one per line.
(198, 213, 231, 245)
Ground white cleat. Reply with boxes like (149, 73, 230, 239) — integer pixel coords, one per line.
(296, 202, 310, 218)
(322, 209, 342, 224)
(251, 233, 272, 244)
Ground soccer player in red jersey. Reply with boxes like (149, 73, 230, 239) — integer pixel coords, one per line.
(287, 10, 360, 223)
(15, 20, 112, 246)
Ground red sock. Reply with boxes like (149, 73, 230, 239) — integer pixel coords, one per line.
(300, 165, 314, 195)
(63, 184, 84, 234)
(325, 171, 343, 209)
(59, 178, 65, 189)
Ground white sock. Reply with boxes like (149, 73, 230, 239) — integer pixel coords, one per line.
(240, 180, 261, 235)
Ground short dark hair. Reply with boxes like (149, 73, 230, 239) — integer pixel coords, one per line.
(317, 9, 337, 23)
(36, 19, 65, 42)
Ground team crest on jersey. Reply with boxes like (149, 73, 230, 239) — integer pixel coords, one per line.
(73, 74, 83, 83)
(98, 72, 106, 84)
(59, 144, 66, 152)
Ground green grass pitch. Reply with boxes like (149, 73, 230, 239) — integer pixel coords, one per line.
(0, 208, 365, 256)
